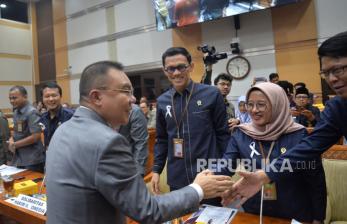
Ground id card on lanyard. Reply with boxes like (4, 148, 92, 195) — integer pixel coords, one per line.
(259, 141, 277, 200)
(171, 83, 195, 159)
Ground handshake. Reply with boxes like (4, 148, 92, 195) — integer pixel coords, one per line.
(152, 169, 269, 206)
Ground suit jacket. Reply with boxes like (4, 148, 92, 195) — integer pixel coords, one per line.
(46, 107, 199, 224)
(119, 104, 148, 175)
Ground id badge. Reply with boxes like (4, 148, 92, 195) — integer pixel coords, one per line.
(263, 183, 277, 200)
(17, 120, 23, 133)
(173, 138, 184, 158)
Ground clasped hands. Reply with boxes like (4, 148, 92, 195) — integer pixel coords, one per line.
(151, 169, 268, 204)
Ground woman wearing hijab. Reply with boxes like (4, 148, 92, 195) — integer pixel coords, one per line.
(220, 82, 326, 223)
(235, 95, 251, 124)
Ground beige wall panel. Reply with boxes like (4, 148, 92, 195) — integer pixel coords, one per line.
(172, 24, 203, 82)
(53, 0, 71, 103)
(272, 0, 317, 46)
(0, 25, 32, 55)
(0, 58, 33, 81)
(272, 0, 321, 95)
(30, 3, 40, 86)
(275, 42, 321, 94)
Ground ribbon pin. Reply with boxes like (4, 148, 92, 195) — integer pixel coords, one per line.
(249, 142, 260, 158)
(165, 105, 172, 118)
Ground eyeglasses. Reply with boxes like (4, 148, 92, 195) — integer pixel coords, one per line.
(295, 95, 308, 99)
(164, 64, 190, 74)
(217, 82, 231, 87)
(319, 65, 347, 79)
(245, 101, 268, 112)
(97, 87, 134, 96)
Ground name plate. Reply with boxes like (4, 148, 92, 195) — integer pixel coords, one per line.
(6, 194, 46, 215)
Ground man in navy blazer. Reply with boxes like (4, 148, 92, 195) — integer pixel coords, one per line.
(46, 61, 233, 224)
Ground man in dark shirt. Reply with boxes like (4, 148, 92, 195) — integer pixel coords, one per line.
(291, 87, 320, 127)
(151, 47, 229, 205)
(8, 86, 45, 172)
(222, 31, 347, 207)
(40, 82, 73, 148)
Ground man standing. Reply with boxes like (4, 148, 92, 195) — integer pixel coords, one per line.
(222, 31, 347, 207)
(214, 73, 235, 120)
(269, 72, 279, 84)
(119, 104, 148, 176)
(151, 47, 230, 205)
(139, 102, 156, 129)
(46, 61, 233, 224)
(8, 86, 45, 173)
(40, 82, 74, 148)
(291, 87, 320, 127)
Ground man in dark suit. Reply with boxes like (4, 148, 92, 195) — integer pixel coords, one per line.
(46, 61, 233, 224)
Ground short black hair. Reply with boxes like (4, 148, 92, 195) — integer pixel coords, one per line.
(162, 47, 192, 66)
(269, 73, 279, 81)
(9, 85, 27, 96)
(79, 61, 124, 102)
(295, 87, 309, 96)
(277, 80, 293, 96)
(318, 31, 347, 69)
(214, 73, 233, 85)
(294, 82, 306, 89)
(41, 82, 62, 97)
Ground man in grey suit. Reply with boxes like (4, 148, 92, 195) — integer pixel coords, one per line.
(46, 61, 233, 224)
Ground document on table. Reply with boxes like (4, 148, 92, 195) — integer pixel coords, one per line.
(0, 164, 26, 176)
(190, 205, 237, 224)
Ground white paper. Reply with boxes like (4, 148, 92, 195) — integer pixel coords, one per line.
(5, 194, 46, 215)
(0, 165, 27, 176)
(195, 205, 237, 224)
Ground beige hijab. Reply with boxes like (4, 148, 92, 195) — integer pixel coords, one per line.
(238, 82, 304, 141)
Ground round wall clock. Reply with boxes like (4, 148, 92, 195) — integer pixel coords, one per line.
(226, 56, 251, 80)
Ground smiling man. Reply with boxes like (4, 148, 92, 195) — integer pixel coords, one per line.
(151, 47, 230, 206)
(8, 86, 45, 172)
(222, 31, 347, 208)
(46, 60, 234, 224)
(40, 82, 74, 147)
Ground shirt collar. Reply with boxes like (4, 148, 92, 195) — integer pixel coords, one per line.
(46, 105, 64, 120)
(17, 102, 29, 114)
(171, 80, 194, 96)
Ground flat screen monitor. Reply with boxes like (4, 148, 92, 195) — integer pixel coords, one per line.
(153, 0, 301, 31)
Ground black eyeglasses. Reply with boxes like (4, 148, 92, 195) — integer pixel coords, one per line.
(164, 64, 190, 74)
(245, 101, 268, 112)
(319, 65, 347, 79)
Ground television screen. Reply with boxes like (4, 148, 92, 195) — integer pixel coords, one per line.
(153, 0, 301, 31)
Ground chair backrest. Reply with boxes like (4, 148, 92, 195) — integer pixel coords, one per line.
(323, 159, 347, 222)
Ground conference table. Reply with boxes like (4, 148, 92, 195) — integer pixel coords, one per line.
(0, 170, 289, 224)
(0, 170, 46, 224)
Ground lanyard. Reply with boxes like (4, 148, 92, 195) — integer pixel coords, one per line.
(171, 82, 195, 138)
(258, 141, 275, 165)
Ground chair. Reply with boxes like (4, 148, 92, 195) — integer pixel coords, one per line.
(323, 145, 347, 224)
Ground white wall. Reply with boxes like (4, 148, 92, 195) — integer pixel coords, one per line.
(69, 79, 80, 105)
(64, 0, 347, 106)
(65, 0, 109, 15)
(0, 86, 33, 109)
(201, 9, 276, 105)
(114, 0, 155, 32)
(0, 23, 33, 110)
(315, 0, 347, 41)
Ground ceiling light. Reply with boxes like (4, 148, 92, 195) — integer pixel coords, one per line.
(0, 4, 7, 8)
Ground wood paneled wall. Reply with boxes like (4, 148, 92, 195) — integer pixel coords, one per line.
(272, 0, 321, 99)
